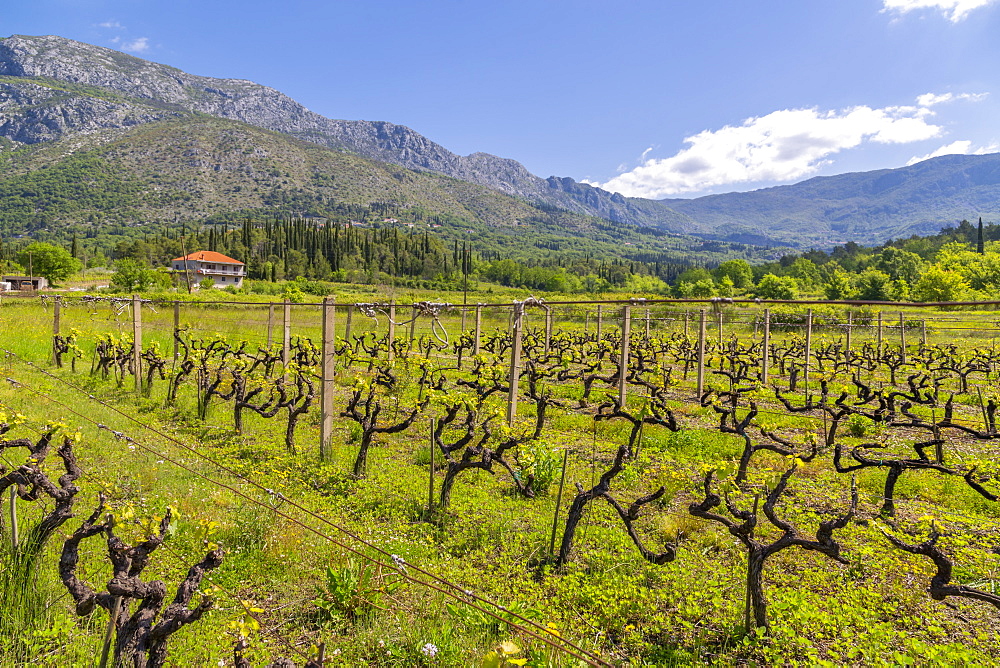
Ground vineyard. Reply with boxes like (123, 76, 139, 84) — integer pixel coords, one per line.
(3, 294, 1000, 666)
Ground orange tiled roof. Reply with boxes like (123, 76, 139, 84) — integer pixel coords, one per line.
(171, 251, 244, 265)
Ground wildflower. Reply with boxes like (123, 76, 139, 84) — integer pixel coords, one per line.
(421, 643, 439, 658)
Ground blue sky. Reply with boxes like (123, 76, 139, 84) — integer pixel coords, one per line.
(4, 0, 1000, 199)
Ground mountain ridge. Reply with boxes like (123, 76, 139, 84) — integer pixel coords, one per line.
(2, 33, 1000, 248)
(0, 34, 692, 233)
(663, 153, 1000, 245)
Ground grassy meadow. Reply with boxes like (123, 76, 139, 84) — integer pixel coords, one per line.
(1, 290, 1000, 666)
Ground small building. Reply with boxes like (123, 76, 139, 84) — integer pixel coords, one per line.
(1, 276, 49, 291)
(170, 251, 245, 289)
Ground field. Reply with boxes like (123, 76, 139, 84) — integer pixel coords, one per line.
(2, 293, 1000, 666)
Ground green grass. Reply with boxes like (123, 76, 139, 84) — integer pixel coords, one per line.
(2, 298, 1000, 665)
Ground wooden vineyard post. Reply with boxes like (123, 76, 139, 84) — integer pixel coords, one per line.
(804, 308, 813, 388)
(267, 303, 274, 348)
(697, 308, 707, 396)
(507, 308, 524, 428)
(645, 308, 651, 340)
(132, 294, 142, 394)
(173, 301, 180, 361)
(717, 309, 724, 346)
(473, 304, 482, 356)
(408, 304, 418, 353)
(585, 311, 590, 333)
(596, 305, 603, 342)
(877, 311, 883, 353)
(922, 319, 927, 347)
(684, 311, 690, 338)
(282, 298, 291, 372)
(761, 308, 770, 385)
(387, 301, 396, 362)
(320, 297, 336, 462)
(545, 308, 553, 354)
(619, 305, 632, 408)
(51, 296, 60, 365)
(899, 311, 906, 364)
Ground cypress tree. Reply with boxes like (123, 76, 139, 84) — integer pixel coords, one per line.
(978, 217, 985, 255)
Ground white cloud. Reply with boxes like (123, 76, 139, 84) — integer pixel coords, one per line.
(121, 37, 150, 54)
(907, 140, 1000, 164)
(917, 91, 988, 106)
(98, 21, 125, 29)
(882, 0, 998, 22)
(597, 103, 945, 198)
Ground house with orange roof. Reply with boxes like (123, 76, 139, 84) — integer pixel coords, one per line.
(171, 251, 245, 289)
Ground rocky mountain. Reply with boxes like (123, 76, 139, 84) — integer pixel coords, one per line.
(0, 34, 692, 233)
(2, 33, 999, 249)
(0, 113, 741, 272)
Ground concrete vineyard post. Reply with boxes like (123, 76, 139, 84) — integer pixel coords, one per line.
(596, 305, 603, 342)
(320, 297, 336, 462)
(8, 487, 17, 551)
(132, 294, 142, 394)
(51, 297, 60, 365)
(428, 418, 436, 514)
(697, 309, 707, 396)
(344, 304, 354, 342)
(619, 305, 632, 408)
(282, 299, 291, 373)
(846, 311, 853, 360)
(388, 301, 396, 362)
(804, 309, 813, 388)
(743, 493, 761, 633)
(507, 309, 524, 428)
(761, 308, 771, 384)
(545, 308, 553, 354)
(899, 311, 906, 364)
(98, 535, 129, 668)
(408, 304, 418, 353)
(267, 303, 274, 348)
(473, 304, 482, 356)
(548, 449, 570, 560)
(173, 301, 180, 361)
